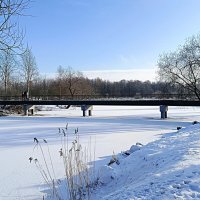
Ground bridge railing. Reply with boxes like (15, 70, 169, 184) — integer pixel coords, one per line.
(0, 96, 22, 101)
(0, 94, 197, 101)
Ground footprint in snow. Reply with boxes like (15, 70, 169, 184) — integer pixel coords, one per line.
(172, 184, 182, 189)
(183, 180, 191, 184)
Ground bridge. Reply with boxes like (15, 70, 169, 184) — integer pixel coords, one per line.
(0, 95, 200, 118)
(0, 93, 196, 101)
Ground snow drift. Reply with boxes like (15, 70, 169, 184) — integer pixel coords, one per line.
(91, 123, 200, 200)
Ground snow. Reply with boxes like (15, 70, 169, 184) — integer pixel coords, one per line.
(92, 123, 200, 200)
(0, 106, 200, 199)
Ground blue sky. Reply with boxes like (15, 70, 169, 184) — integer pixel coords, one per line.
(21, 0, 200, 78)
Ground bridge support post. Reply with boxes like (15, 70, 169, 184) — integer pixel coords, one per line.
(83, 110, 86, 117)
(23, 104, 35, 116)
(30, 107, 34, 115)
(81, 105, 93, 117)
(160, 105, 168, 119)
(88, 110, 92, 116)
(23, 104, 28, 116)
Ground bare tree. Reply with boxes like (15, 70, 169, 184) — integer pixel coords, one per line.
(64, 66, 83, 98)
(56, 66, 90, 98)
(157, 34, 200, 100)
(62, 66, 83, 98)
(0, 0, 29, 52)
(0, 49, 16, 95)
(21, 46, 38, 97)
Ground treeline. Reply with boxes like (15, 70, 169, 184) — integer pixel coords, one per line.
(90, 79, 177, 97)
(0, 63, 183, 98)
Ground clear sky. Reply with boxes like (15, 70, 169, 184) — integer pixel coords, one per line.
(21, 0, 200, 80)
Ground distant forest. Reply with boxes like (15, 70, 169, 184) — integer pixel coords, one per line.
(0, 65, 190, 99)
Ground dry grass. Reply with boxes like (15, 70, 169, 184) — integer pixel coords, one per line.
(30, 124, 97, 200)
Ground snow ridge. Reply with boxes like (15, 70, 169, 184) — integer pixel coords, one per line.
(92, 124, 200, 200)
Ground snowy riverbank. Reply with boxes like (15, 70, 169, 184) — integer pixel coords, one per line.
(91, 123, 200, 200)
(0, 106, 200, 199)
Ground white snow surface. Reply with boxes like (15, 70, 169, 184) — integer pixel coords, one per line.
(0, 106, 200, 199)
(92, 123, 200, 200)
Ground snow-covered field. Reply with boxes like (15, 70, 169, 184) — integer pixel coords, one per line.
(0, 106, 200, 200)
